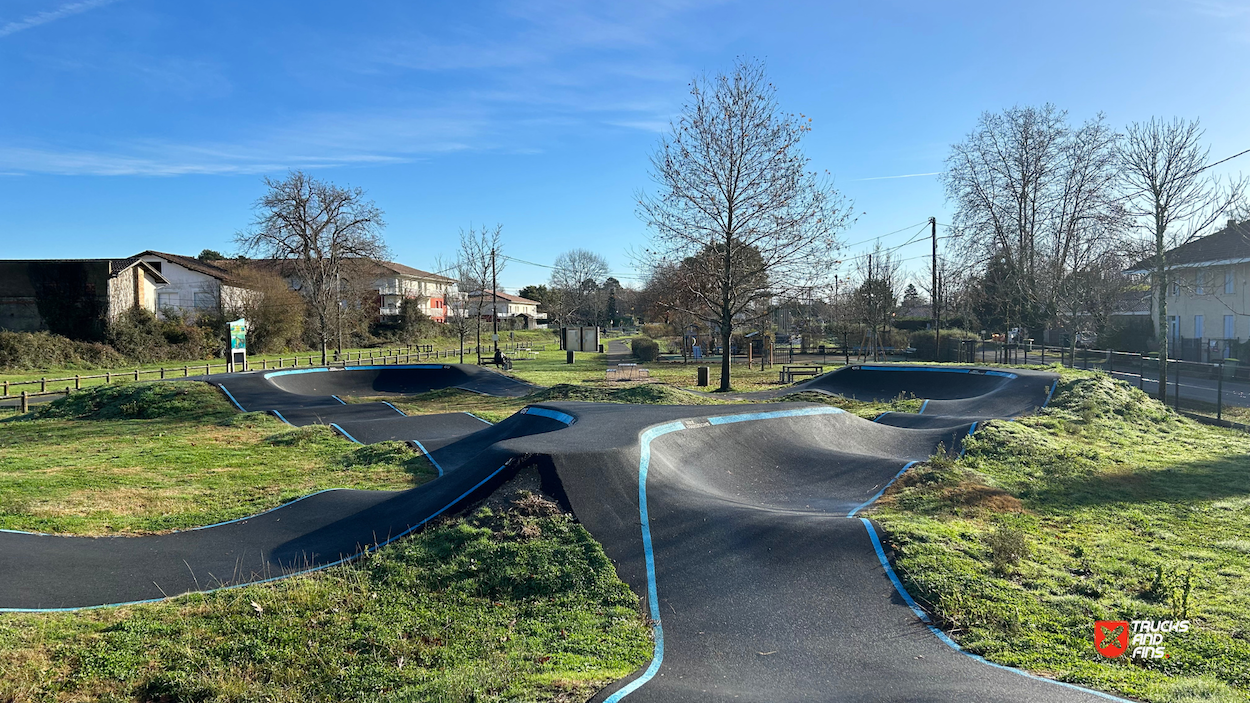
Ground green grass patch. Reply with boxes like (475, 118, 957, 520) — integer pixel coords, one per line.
(0, 383, 433, 535)
(872, 373, 1250, 702)
(0, 487, 652, 702)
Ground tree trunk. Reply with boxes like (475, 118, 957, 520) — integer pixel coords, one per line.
(720, 315, 732, 392)
(1155, 218, 1169, 401)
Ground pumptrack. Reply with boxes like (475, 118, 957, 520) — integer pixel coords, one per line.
(0, 363, 1129, 702)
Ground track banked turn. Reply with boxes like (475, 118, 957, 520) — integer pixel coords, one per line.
(0, 364, 1124, 702)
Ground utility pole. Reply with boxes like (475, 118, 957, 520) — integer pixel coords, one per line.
(491, 247, 499, 352)
(930, 217, 939, 360)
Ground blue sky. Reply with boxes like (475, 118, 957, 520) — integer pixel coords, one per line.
(2, 0, 1248, 292)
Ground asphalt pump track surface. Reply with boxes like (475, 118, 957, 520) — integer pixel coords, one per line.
(0, 363, 1130, 702)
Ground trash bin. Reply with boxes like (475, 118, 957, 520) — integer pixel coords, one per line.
(818, 345, 826, 355)
(566, 350, 575, 365)
(697, 366, 710, 387)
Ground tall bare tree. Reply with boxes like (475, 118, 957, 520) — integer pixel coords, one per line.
(851, 245, 900, 361)
(549, 248, 610, 327)
(639, 58, 852, 391)
(236, 171, 388, 365)
(1119, 117, 1247, 399)
(942, 106, 1125, 337)
(457, 224, 504, 363)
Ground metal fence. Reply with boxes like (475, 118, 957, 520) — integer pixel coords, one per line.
(955, 339, 1246, 424)
(0, 341, 546, 412)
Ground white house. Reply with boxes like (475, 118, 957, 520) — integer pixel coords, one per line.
(465, 290, 545, 329)
(366, 261, 458, 321)
(132, 251, 253, 319)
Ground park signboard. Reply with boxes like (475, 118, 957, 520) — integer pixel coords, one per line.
(228, 318, 247, 372)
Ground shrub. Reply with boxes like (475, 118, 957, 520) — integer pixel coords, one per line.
(641, 323, 673, 339)
(0, 331, 125, 371)
(631, 337, 660, 362)
(909, 328, 980, 361)
(985, 525, 1030, 573)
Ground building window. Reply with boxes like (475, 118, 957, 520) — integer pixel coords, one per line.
(1226, 271, 1235, 295)
(1194, 314, 1204, 339)
(193, 292, 214, 309)
(1225, 315, 1235, 340)
(157, 292, 177, 309)
(1196, 271, 1205, 295)
(1172, 281, 1179, 297)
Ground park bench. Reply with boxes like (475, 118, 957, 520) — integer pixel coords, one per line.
(607, 364, 650, 382)
(780, 364, 823, 383)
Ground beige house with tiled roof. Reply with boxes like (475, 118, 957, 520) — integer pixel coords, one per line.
(465, 290, 545, 329)
(133, 251, 255, 319)
(1126, 218, 1250, 360)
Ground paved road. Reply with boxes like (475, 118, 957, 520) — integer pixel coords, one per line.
(0, 363, 1133, 702)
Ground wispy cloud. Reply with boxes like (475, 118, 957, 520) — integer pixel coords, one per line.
(0, 109, 485, 176)
(0, 0, 120, 38)
(852, 172, 940, 182)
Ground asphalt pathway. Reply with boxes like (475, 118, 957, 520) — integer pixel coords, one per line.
(0, 363, 1132, 702)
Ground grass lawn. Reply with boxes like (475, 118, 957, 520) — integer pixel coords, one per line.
(0, 382, 434, 535)
(0, 484, 653, 703)
(870, 371, 1250, 702)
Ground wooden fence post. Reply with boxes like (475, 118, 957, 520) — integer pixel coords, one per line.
(75, 375, 81, 390)
(106, 371, 112, 384)
(20, 391, 28, 414)
(41, 377, 47, 392)
(134, 369, 140, 381)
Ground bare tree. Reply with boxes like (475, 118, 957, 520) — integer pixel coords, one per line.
(639, 58, 852, 391)
(549, 248, 610, 327)
(1119, 117, 1247, 399)
(942, 106, 1125, 338)
(236, 171, 388, 365)
(457, 225, 504, 364)
(851, 245, 900, 361)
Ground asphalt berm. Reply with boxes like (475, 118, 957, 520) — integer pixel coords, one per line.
(2, 363, 1128, 702)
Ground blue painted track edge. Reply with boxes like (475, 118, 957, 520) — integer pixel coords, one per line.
(847, 460, 919, 518)
(411, 439, 445, 477)
(858, 518, 1133, 702)
(330, 423, 364, 445)
(1, 463, 511, 613)
(608, 406, 846, 701)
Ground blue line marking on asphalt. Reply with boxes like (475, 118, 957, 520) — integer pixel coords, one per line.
(217, 384, 247, 412)
(330, 423, 363, 444)
(847, 461, 919, 517)
(344, 364, 446, 371)
(411, 439, 444, 477)
(182, 489, 343, 532)
(918, 399, 930, 414)
(522, 406, 576, 425)
(609, 406, 844, 701)
(331, 395, 347, 405)
(706, 406, 843, 425)
(959, 421, 978, 457)
(463, 412, 494, 425)
(262, 368, 330, 378)
(382, 401, 406, 416)
(1, 463, 513, 613)
(1042, 380, 1058, 408)
(859, 365, 1018, 380)
(872, 412, 890, 422)
(270, 410, 293, 426)
(859, 518, 1133, 702)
